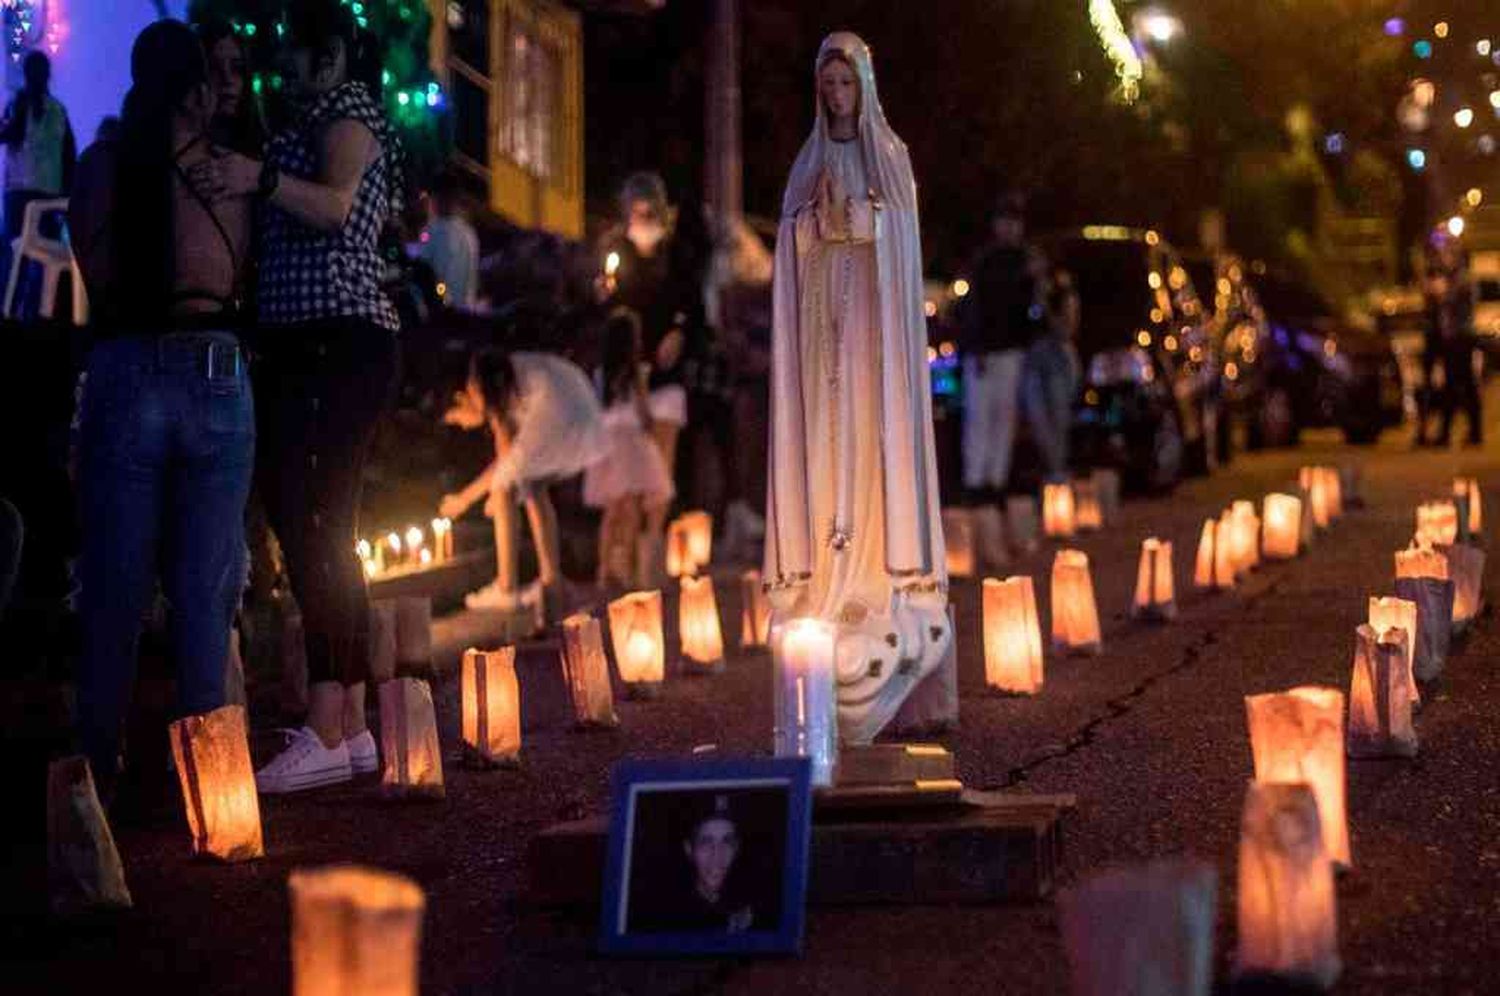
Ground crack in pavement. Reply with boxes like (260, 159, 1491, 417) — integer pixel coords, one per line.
(993, 575, 1289, 790)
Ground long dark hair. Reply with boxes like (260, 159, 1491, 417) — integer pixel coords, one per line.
(600, 308, 643, 406)
(193, 18, 266, 155)
(470, 348, 518, 420)
(110, 21, 209, 324)
(286, 0, 383, 95)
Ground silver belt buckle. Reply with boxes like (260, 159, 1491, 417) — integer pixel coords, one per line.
(206, 341, 240, 380)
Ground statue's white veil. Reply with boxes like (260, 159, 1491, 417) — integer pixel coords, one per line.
(764, 31, 944, 591)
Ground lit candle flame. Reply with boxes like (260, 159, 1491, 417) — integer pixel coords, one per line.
(605, 251, 621, 277)
(387, 532, 402, 554)
(405, 526, 424, 550)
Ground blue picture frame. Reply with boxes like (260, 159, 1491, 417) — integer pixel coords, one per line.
(599, 756, 814, 956)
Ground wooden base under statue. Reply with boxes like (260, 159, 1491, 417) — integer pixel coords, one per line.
(523, 745, 1070, 906)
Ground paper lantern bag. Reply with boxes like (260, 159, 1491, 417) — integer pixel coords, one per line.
(1347, 625, 1417, 759)
(47, 756, 132, 914)
(460, 649, 522, 768)
(1244, 687, 1350, 867)
(378, 678, 445, 800)
(561, 614, 619, 728)
(1235, 781, 1340, 988)
(942, 507, 977, 578)
(1059, 859, 1217, 996)
(169, 704, 265, 862)
(290, 865, 425, 996)
(1393, 576, 1454, 683)
(739, 571, 772, 649)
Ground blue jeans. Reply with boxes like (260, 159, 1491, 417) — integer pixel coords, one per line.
(76, 332, 255, 787)
(1023, 338, 1079, 482)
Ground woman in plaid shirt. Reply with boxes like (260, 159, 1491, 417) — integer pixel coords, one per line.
(189, 0, 403, 793)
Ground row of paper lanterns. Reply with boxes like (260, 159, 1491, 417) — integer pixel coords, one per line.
(965, 466, 1351, 696)
(46, 475, 1486, 992)
(1057, 474, 1486, 994)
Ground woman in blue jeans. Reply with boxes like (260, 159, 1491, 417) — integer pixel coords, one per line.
(68, 21, 256, 797)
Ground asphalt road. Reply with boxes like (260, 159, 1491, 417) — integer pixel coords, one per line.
(8, 425, 1498, 995)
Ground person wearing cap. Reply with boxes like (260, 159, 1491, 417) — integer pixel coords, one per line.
(956, 193, 1045, 500)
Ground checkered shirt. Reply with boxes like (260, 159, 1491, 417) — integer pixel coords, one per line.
(258, 82, 403, 330)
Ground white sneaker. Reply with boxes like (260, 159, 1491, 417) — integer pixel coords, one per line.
(518, 579, 545, 608)
(254, 727, 353, 794)
(346, 729, 379, 776)
(465, 580, 521, 612)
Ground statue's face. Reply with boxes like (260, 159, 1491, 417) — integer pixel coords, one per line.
(818, 57, 860, 124)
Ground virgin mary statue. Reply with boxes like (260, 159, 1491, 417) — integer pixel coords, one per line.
(764, 31, 953, 745)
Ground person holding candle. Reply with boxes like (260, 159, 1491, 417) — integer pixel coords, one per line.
(584, 308, 676, 590)
(440, 345, 607, 617)
(597, 172, 703, 524)
(185, 0, 405, 793)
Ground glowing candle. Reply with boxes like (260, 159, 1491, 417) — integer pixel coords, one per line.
(459, 647, 522, 767)
(983, 576, 1044, 695)
(1367, 596, 1420, 704)
(679, 575, 726, 672)
(1415, 501, 1459, 547)
(608, 591, 666, 695)
(404, 526, 424, 566)
(289, 866, 426, 996)
(1044, 483, 1077, 539)
(942, 508, 977, 578)
(774, 619, 838, 787)
(739, 570, 772, 649)
(560, 613, 618, 729)
(1347, 625, 1417, 758)
(1193, 518, 1235, 591)
(1235, 781, 1340, 988)
(1132, 538, 1176, 621)
(1051, 549, 1102, 655)
(168, 705, 264, 862)
(1261, 494, 1302, 561)
(1245, 686, 1350, 867)
(1453, 477, 1482, 535)
(1074, 479, 1104, 531)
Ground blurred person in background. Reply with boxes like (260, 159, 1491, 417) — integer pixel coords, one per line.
(1023, 260, 1079, 481)
(2, 51, 76, 317)
(958, 193, 1043, 501)
(418, 173, 479, 311)
(1431, 245, 1482, 448)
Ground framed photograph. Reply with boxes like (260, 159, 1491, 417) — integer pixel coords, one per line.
(599, 756, 814, 956)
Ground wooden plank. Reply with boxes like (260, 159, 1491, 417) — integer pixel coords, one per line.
(836, 743, 956, 786)
(523, 793, 1066, 907)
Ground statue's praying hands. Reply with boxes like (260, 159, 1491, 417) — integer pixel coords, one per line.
(814, 167, 850, 242)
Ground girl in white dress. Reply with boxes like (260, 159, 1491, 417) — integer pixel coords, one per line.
(440, 348, 606, 616)
(584, 309, 676, 588)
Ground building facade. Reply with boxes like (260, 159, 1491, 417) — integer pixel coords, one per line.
(429, 0, 585, 238)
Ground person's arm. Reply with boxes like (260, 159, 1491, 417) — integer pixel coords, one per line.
(187, 118, 378, 233)
(439, 458, 498, 520)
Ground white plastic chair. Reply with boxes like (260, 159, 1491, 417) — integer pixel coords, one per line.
(4, 197, 86, 323)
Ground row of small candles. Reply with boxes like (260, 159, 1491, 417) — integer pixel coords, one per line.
(356, 519, 455, 580)
(1054, 472, 1487, 993)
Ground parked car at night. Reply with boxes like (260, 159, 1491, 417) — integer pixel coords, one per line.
(1039, 226, 1221, 491)
(1197, 262, 1403, 446)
